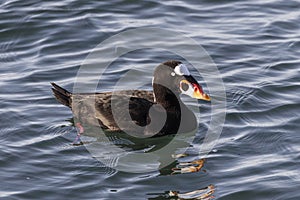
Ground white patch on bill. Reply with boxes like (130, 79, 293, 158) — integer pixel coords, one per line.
(174, 64, 191, 76)
(180, 80, 194, 97)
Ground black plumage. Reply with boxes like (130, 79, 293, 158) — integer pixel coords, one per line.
(51, 60, 210, 137)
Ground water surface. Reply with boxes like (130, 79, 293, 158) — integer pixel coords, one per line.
(0, 0, 299, 199)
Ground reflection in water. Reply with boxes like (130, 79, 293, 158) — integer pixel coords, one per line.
(148, 185, 215, 200)
(172, 159, 205, 174)
(67, 124, 214, 198)
(154, 156, 213, 199)
(67, 124, 209, 174)
(66, 125, 197, 172)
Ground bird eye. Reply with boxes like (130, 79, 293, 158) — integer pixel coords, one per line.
(181, 82, 189, 91)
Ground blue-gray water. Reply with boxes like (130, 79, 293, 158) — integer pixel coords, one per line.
(1, 0, 300, 199)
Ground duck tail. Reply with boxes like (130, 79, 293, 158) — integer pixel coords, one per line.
(51, 82, 72, 108)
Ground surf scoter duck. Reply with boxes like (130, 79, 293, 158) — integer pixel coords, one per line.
(51, 60, 210, 138)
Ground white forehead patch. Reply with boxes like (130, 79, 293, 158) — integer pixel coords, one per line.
(174, 64, 190, 76)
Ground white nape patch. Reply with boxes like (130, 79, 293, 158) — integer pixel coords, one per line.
(174, 64, 191, 76)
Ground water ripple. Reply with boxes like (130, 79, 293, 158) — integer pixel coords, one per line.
(0, 0, 300, 199)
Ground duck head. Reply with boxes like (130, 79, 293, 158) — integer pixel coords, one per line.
(152, 60, 211, 103)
